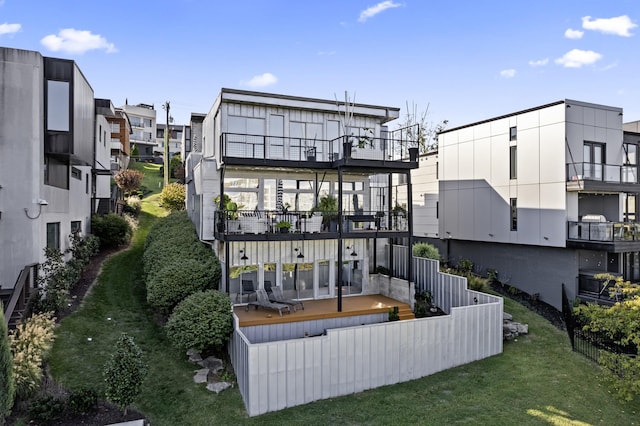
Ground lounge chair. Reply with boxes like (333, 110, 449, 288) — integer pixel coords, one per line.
(269, 285, 304, 312)
(236, 279, 256, 303)
(246, 289, 291, 316)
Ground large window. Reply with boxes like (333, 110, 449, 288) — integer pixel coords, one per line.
(46, 222, 60, 250)
(71, 220, 82, 234)
(44, 156, 69, 189)
(509, 146, 517, 179)
(623, 142, 638, 184)
(510, 198, 517, 231)
(584, 141, 604, 180)
(47, 80, 69, 131)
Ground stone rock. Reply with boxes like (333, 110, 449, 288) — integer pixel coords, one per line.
(187, 348, 203, 363)
(207, 382, 231, 394)
(503, 312, 513, 321)
(193, 368, 210, 384)
(503, 314, 529, 341)
(198, 356, 223, 374)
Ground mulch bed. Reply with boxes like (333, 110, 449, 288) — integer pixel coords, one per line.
(7, 245, 148, 426)
(489, 281, 566, 330)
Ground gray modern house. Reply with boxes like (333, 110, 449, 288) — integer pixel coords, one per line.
(412, 99, 640, 309)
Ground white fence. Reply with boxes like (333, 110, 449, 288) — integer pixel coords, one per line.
(230, 253, 503, 417)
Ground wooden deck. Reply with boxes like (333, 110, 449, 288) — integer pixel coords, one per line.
(234, 294, 414, 327)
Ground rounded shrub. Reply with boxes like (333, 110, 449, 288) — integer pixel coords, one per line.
(412, 242, 440, 261)
(159, 182, 186, 211)
(146, 258, 218, 315)
(92, 214, 132, 249)
(165, 290, 233, 353)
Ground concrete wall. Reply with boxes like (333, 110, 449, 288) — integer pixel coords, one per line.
(0, 48, 44, 289)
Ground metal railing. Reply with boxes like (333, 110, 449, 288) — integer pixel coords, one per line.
(221, 133, 418, 163)
(567, 162, 638, 184)
(215, 209, 409, 236)
(567, 221, 640, 242)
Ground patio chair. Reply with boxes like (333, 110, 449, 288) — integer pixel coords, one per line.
(246, 289, 291, 316)
(263, 280, 273, 294)
(269, 285, 304, 312)
(237, 279, 256, 303)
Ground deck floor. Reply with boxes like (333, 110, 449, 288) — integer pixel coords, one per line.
(234, 294, 410, 327)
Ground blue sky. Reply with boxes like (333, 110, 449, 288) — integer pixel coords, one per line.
(1, 0, 639, 129)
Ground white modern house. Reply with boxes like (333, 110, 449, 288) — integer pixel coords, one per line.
(0, 47, 101, 324)
(184, 88, 503, 415)
(121, 102, 156, 161)
(412, 99, 639, 309)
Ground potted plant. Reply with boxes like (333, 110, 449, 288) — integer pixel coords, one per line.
(314, 194, 338, 231)
(214, 194, 243, 232)
(275, 220, 292, 233)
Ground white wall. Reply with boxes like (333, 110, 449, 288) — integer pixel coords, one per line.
(411, 153, 439, 238)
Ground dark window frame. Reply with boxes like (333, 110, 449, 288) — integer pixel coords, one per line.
(510, 198, 517, 231)
(46, 222, 60, 250)
(509, 145, 517, 179)
(509, 126, 517, 141)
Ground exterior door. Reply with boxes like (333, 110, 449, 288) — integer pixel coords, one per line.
(584, 142, 604, 180)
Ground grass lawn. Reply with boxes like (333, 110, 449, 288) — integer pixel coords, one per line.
(128, 160, 166, 195)
(49, 199, 640, 425)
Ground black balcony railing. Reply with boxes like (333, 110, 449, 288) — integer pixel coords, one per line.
(567, 221, 640, 242)
(214, 209, 409, 236)
(221, 132, 418, 163)
(567, 162, 638, 184)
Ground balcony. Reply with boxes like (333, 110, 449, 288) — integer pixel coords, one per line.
(566, 162, 638, 192)
(214, 209, 409, 241)
(567, 221, 640, 252)
(220, 133, 419, 169)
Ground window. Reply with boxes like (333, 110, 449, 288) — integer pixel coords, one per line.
(44, 156, 69, 189)
(71, 167, 82, 180)
(71, 221, 82, 234)
(510, 146, 517, 179)
(99, 125, 102, 142)
(111, 122, 120, 133)
(510, 198, 517, 231)
(584, 141, 605, 180)
(46, 222, 60, 250)
(509, 126, 517, 141)
(144, 118, 152, 127)
(86, 173, 89, 194)
(47, 80, 70, 131)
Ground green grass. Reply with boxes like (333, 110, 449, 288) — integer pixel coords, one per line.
(128, 160, 165, 196)
(49, 199, 640, 425)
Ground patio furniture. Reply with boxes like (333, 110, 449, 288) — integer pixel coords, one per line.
(263, 280, 273, 294)
(300, 213, 322, 233)
(237, 279, 256, 303)
(246, 289, 291, 316)
(269, 285, 304, 312)
(239, 212, 268, 234)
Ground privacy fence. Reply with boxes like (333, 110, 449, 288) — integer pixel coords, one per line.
(230, 250, 503, 416)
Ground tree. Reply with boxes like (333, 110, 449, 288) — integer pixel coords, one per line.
(396, 102, 448, 154)
(169, 153, 183, 179)
(103, 333, 147, 415)
(159, 183, 186, 211)
(114, 169, 144, 197)
(574, 273, 640, 401)
(0, 309, 14, 424)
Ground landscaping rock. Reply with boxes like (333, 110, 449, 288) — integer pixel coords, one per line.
(503, 312, 529, 341)
(207, 382, 231, 394)
(187, 348, 203, 363)
(198, 356, 223, 373)
(193, 368, 210, 383)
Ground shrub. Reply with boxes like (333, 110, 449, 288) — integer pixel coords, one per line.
(467, 275, 489, 292)
(123, 195, 142, 216)
(104, 333, 147, 415)
(67, 387, 98, 415)
(9, 312, 56, 398)
(146, 258, 218, 314)
(412, 242, 440, 261)
(169, 154, 183, 179)
(92, 214, 132, 249)
(35, 248, 74, 313)
(165, 290, 233, 353)
(159, 182, 186, 211)
(457, 258, 474, 276)
(0, 309, 14, 423)
(28, 394, 66, 423)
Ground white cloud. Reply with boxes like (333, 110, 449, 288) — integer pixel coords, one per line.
(242, 72, 278, 88)
(358, 1, 401, 23)
(555, 49, 602, 68)
(582, 15, 637, 37)
(0, 22, 21, 35)
(564, 28, 584, 39)
(318, 50, 336, 56)
(40, 28, 117, 54)
(528, 58, 549, 67)
(500, 69, 516, 78)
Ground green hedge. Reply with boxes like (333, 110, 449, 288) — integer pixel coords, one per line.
(165, 290, 233, 352)
(412, 242, 440, 261)
(92, 214, 132, 249)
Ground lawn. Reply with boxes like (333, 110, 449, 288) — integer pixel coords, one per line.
(49, 199, 640, 425)
(128, 160, 167, 195)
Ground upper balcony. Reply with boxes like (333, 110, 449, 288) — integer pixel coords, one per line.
(567, 220, 640, 252)
(214, 209, 410, 242)
(566, 162, 638, 192)
(220, 132, 419, 171)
